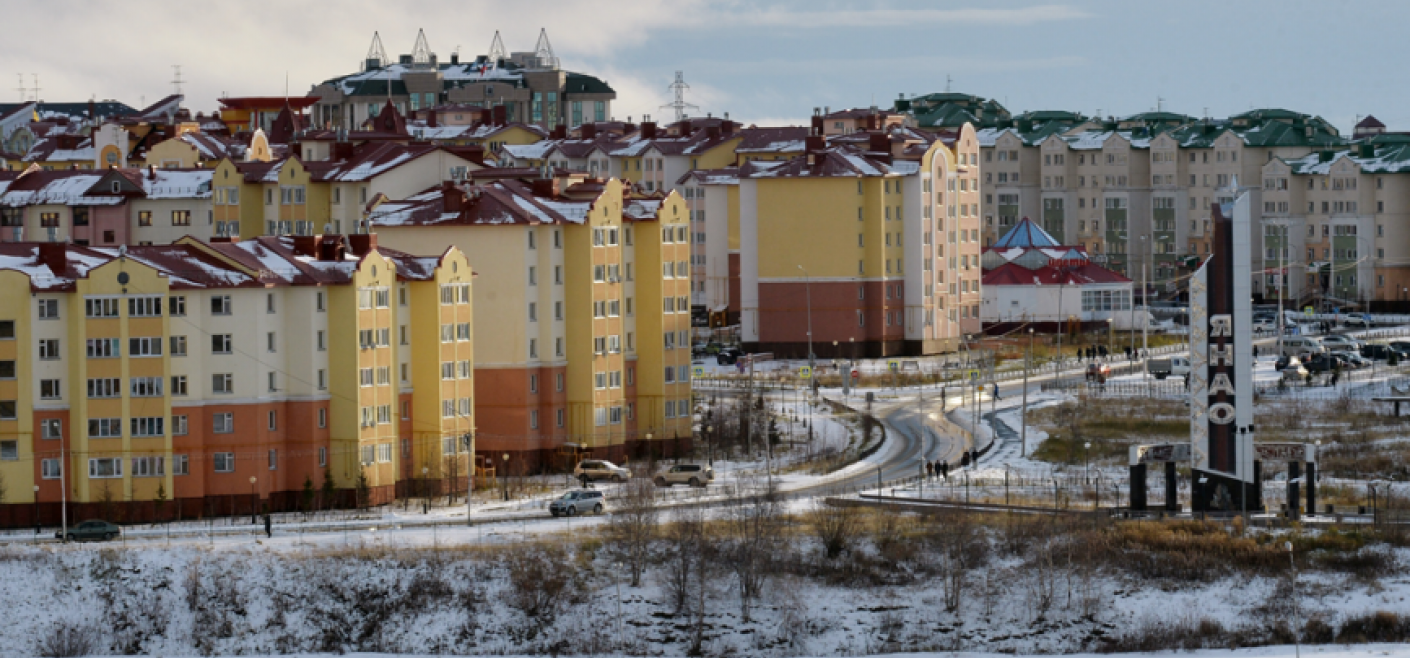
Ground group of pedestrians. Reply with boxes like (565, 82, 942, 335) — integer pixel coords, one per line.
(924, 460, 950, 481)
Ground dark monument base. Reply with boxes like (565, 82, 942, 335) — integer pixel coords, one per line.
(1191, 468, 1261, 513)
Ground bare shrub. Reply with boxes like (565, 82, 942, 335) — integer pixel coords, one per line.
(604, 477, 659, 587)
(504, 544, 582, 623)
(721, 473, 782, 622)
(806, 501, 860, 560)
(35, 620, 100, 658)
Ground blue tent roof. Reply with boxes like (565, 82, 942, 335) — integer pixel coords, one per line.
(992, 217, 1060, 249)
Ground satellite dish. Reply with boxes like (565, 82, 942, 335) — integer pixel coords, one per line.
(117, 244, 127, 257)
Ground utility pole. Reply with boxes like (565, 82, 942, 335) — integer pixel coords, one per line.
(1021, 328, 1032, 456)
(798, 265, 814, 397)
(1142, 236, 1149, 382)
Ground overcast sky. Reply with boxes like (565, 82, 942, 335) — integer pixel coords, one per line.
(12, 0, 1404, 134)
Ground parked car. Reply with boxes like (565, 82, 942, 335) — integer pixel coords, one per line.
(1330, 350, 1369, 369)
(1280, 336, 1326, 358)
(1361, 344, 1400, 361)
(716, 347, 744, 365)
(1320, 334, 1361, 351)
(1085, 363, 1111, 383)
(1303, 353, 1349, 373)
(1342, 313, 1374, 328)
(573, 460, 630, 484)
(1389, 340, 1410, 354)
(1252, 320, 1277, 333)
(57, 519, 121, 542)
(653, 463, 715, 488)
(1280, 357, 1308, 381)
(1149, 357, 1191, 380)
(549, 490, 605, 517)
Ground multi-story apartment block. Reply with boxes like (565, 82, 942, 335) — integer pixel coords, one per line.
(0, 235, 471, 524)
(310, 30, 615, 131)
(1258, 138, 1410, 309)
(977, 107, 1347, 300)
(366, 171, 692, 468)
(0, 167, 214, 247)
(206, 142, 481, 240)
(735, 129, 981, 358)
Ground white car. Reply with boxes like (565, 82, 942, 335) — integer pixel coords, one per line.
(1320, 335, 1361, 351)
(573, 460, 630, 484)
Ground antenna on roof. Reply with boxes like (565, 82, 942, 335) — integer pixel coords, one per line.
(15, 74, 24, 102)
(487, 30, 507, 62)
(660, 71, 699, 123)
(171, 65, 184, 95)
(945, 74, 952, 93)
(366, 31, 389, 70)
(533, 28, 558, 69)
(31, 73, 40, 102)
(1157, 96, 1164, 112)
(411, 28, 433, 68)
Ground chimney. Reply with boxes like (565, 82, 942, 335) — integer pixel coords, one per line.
(147, 164, 158, 180)
(291, 234, 318, 257)
(582, 123, 597, 139)
(38, 243, 66, 274)
(492, 105, 507, 126)
(88, 99, 96, 121)
(332, 141, 355, 161)
(641, 121, 657, 140)
(442, 180, 467, 212)
(532, 177, 559, 198)
(805, 135, 825, 153)
(869, 132, 890, 155)
(450, 52, 459, 65)
(721, 120, 734, 136)
(348, 232, 377, 257)
(317, 234, 345, 261)
(551, 124, 567, 140)
(428, 109, 438, 128)
(706, 125, 720, 139)
(811, 115, 824, 136)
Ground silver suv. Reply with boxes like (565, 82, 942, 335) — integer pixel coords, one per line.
(549, 490, 605, 517)
(574, 460, 630, 484)
(653, 464, 715, 488)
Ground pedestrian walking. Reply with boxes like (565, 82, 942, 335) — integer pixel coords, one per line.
(926, 461, 934, 480)
(263, 514, 272, 539)
(992, 383, 1000, 400)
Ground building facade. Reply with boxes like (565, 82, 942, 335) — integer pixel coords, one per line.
(0, 236, 471, 525)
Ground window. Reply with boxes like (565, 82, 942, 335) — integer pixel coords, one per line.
(128, 337, 162, 357)
(85, 417, 120, 437)
(130, 417, 164, 437)
(212, 374, 233, 394)
(169, 414, 188, 436)
(37, 378, 60, 399)
(213, 452, 235, 472)
(211, 296, 231, 315)
(42, 458, 61, 479)
(86, 339, 119, 358)
(128, 297, 162, 318)
(211, 334, 232, 354)
(85, 298, 120, 318)
(41, 418, 61, 440)
(35, 298, 59, 320)
(131, 377, 163, 397)
(89, 458, 122, 478)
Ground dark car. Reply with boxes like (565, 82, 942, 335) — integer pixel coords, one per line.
(1303, 353, 1349, 373)
(1361, 344, 1408, 361)
(1085, 363, 1110, 382)
(57, 520, 120, 542)
(716, 347, 743, 365)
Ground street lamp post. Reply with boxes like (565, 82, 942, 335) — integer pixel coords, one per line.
(1021, 328, 1032, 457)
(797, 265, 814, 394)
(422, 467, 430, 514)
(705, 425, 713, 466)
(1083, 441, 1091, 485)
(249, 476, 258, 525)
(1287, 541, 1302, 658)
(501, 453, 510, 501)
(32, 484, 39, 537)
(1106, 317, 1113, 357)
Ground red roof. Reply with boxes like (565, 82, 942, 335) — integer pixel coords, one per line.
(982, 261, 1130, 286)
(218, 97, 319, 111)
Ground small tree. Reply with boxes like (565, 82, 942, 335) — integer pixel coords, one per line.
(605, 477, 659, 587)
(355, 469, 371, 509)
(300, 476, 315, 514)
(807, 501, 860, 560)
(153, 481, 167, 523)
(321, 469, 336, 511)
